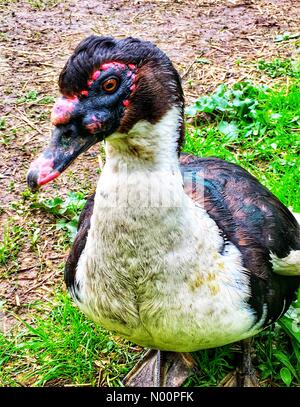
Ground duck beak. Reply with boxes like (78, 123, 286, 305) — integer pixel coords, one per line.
(27, 124, 100, 191)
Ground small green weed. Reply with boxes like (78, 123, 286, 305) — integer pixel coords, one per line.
(36, 192, 87, 241)
(0, 222, 25, 267)
(37, 95, 55, 105)
(27, 0, 61, 10)
(0, 119, 17, 145)
(274, 32, 300, 43)
(0, 118, 6, 130)
(185, 81, 261, 121)
(17, 90, 55, 105)
(255, 323, 300, 387)
(17, 90, 38, 104)
(258, 58, 300, 78)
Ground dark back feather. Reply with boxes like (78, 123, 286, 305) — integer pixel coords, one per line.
(180, 154, 300, 325)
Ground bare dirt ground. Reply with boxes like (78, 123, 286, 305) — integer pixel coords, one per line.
(0, 0, 299, 331)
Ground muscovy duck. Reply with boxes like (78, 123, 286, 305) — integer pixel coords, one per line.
(27, 36, 300, 387)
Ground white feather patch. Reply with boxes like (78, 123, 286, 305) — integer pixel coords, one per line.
(292, 211, 300, 225)
(271, 251, 300, 276)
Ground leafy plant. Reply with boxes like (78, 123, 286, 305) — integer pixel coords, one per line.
(36, 192, 87, 241)
(258, 59, 300, 78)
(185, 82, 261, 119)
(37, 96, 55, 105)
(17, 90, 38, 104)
(253, 306, 300, 388)
(17, 90, 55, 105)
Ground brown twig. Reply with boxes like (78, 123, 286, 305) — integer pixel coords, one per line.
(182, 60, 197, 79)
(18, 264, 39, 273)
(12, 109, 44, 137)
(23, 270, 57, 295)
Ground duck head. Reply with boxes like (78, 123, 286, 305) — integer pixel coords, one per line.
(27, 36, 184, 190)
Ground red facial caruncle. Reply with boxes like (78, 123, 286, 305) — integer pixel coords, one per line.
(51, 96, 79, 126)
(101, 62, 127, 72)
(85, 61, 137, 90)
(81, 62, 137, 133)
(84, 115, 103, 134)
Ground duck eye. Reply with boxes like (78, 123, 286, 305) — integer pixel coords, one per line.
(102, 78, 119, 93)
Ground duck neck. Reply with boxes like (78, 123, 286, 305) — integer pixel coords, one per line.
(104, 106, 182, 173)
(93, 106, 186, 212)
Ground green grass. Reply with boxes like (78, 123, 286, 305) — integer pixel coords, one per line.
(184, 79, 300, 211)
(1, 73, 300, 387)
(0, 292, 140, 387)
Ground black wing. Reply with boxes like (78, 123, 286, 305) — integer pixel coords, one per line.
(180, 153, 300, 325)
(64, 193, 95, 300)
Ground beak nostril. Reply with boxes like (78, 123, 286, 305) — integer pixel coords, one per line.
(62, 129, 73, 139)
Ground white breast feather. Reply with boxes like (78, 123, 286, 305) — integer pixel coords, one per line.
(75, 108, 263, 352)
